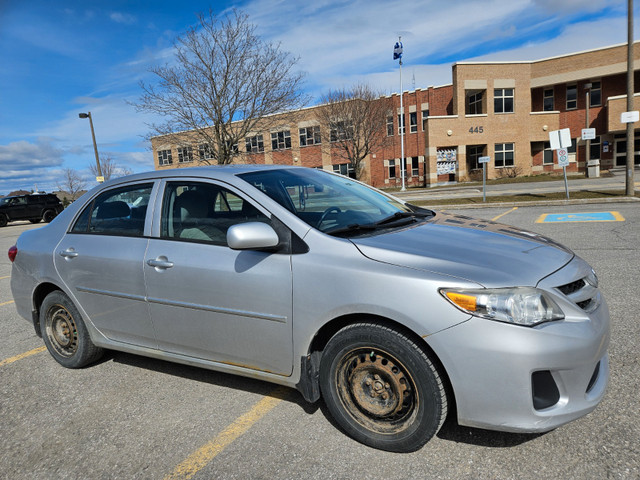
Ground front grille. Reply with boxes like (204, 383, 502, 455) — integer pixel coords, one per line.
(556, 277, 599, 313)
(557, 279, 586, 296)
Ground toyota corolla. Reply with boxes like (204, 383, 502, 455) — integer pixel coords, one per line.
(9, 166, 609, 452)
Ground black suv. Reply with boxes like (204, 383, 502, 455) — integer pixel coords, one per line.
(0, 193, 64, 227)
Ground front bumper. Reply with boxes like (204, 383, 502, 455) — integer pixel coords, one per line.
(427, 295, 609, 433)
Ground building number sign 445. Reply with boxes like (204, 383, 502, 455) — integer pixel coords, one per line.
(469, 126, 484, 134)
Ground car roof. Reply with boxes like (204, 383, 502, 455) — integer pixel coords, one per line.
(102, 165, 303, 186)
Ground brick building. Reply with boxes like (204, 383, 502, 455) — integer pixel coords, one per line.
(151, 41, 640, 188)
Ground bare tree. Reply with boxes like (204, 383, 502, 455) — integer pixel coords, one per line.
(57, 168, 86, 201)
(89, 156, 133, 181)
(134, 9, 308, 165)
(316, 84, 392, 181)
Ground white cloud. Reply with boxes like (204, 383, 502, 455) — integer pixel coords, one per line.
(110, 12, 137, 25)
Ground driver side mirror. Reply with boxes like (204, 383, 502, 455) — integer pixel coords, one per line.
(227, 222, 280, 251)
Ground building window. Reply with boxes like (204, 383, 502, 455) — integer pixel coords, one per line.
(495, 143, 514, 167)
(566, 85, 577, 110)
(226, 140, 239, 154)
(299, 126, 321, 146)
(411, 157, 419, 177)
(271, 130, 291, 150)
(543, 89, 554, 111)
(410, 112, 418, 133)
(388, 159, 396, 179)
(467, 145, 485, 171)
(494, 88, 514, 113)
(332, 163, 356, 179)
(466, 90, 484, 115)
(543, 142, 553, 165)
(177, 146, 193, 163)
(567, 138, 576, 154)
(589, 81, 602, 107)
(330, 121, 354, 142)
(590, 136, 601, 160)
(387, 115, 394, 136)
(245, 134, 264, 153)
(158, 149, 173, 166)
(421, 109, 429, 130)
(198, 144, 213, 160)
(397, 114, 405, 135)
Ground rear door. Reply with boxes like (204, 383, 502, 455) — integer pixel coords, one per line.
(54, 182, 157, 348)
(144, 179, 294, 375)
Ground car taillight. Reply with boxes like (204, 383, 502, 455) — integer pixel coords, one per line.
(8, 245, 17, 262)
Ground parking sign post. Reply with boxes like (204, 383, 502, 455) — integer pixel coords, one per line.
(478, 156, 490, 202)
(550, 129, 572, 200)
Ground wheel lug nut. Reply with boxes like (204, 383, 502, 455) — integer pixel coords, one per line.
(365, 379, 372, 386)
(385, 383, 390, 389)
(381, 393, 389, 400)
(374, 374, 381, 381)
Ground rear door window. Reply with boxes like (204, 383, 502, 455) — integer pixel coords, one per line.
(71, 184, 153, 237)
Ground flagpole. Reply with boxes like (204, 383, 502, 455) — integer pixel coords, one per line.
(398, 36, 406, 191)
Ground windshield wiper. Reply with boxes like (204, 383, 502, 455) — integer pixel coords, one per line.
(324, 223, 379, 236)
(374, 210, 431, 226)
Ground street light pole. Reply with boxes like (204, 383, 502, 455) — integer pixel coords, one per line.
(78, 111, 103, 180)
(625, 0, 635, 195)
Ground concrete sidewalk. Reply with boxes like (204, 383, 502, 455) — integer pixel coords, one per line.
(392, 167, 640, 205)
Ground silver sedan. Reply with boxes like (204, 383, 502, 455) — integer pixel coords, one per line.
(9, 166, 609, 452)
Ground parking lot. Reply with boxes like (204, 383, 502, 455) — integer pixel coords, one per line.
(1, 201, 639, 480)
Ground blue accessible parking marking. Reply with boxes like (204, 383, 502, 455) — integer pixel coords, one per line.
(536, 212, 625, 223)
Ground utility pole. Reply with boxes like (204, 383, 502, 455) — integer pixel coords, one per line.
(626, 0, 635, 195)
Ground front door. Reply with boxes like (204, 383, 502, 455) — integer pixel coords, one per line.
(144, 180, 293, 376)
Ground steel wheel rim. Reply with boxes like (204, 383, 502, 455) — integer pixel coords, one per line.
(335, 348, 419, 435)
(45, 304, 78, 357)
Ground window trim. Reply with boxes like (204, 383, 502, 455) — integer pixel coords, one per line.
(566, 85, 577, 110)
(494, 143, 515, 168)
(494, 88, 514, 114)
(543, 88, 554, 111)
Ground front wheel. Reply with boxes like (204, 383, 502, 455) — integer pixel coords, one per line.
(42, 210, 56, 223)
(320, 323, 447, 452)
(40, 291, 104, 368)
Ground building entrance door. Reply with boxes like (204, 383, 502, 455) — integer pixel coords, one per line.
(614, 137, 640, 167)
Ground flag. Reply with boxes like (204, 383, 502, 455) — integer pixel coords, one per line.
(393, 41, 403, 60)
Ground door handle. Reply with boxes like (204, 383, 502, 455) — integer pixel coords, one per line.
(147, 257, 174, 270)
(59, 249, 79, 259)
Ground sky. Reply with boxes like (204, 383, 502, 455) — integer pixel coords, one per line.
(0, 0, 638, 195)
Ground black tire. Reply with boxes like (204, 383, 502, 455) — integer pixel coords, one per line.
(40, 291, 104, 368)
(29, 219, 41, 224)
(319, 323, 447, 452)
(42, 210, 56, 223)
(0, 214, 7, 227)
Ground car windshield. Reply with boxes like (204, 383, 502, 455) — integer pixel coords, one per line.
(239, 168, 432, 235)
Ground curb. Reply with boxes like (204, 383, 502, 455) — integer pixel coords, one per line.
(418, 196, 640, 210)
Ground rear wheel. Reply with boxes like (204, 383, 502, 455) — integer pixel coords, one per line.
(0, 214, 7, 227)
(320, 323, 447, 452)
(40, 291, 104, 368)
(42, 210, 56, 223)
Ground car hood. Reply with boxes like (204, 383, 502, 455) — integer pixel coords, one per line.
(350, 212, 574, 287)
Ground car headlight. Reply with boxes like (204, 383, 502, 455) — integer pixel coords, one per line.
(440, 287, 565, 327)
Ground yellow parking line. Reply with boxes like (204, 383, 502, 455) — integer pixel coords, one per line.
(492, 207, 518, 222)
(0, 300, 15, 307)
(164, 386, 289, 480)
(0, 275, 10, 280)
(0, 346, 47, 367)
